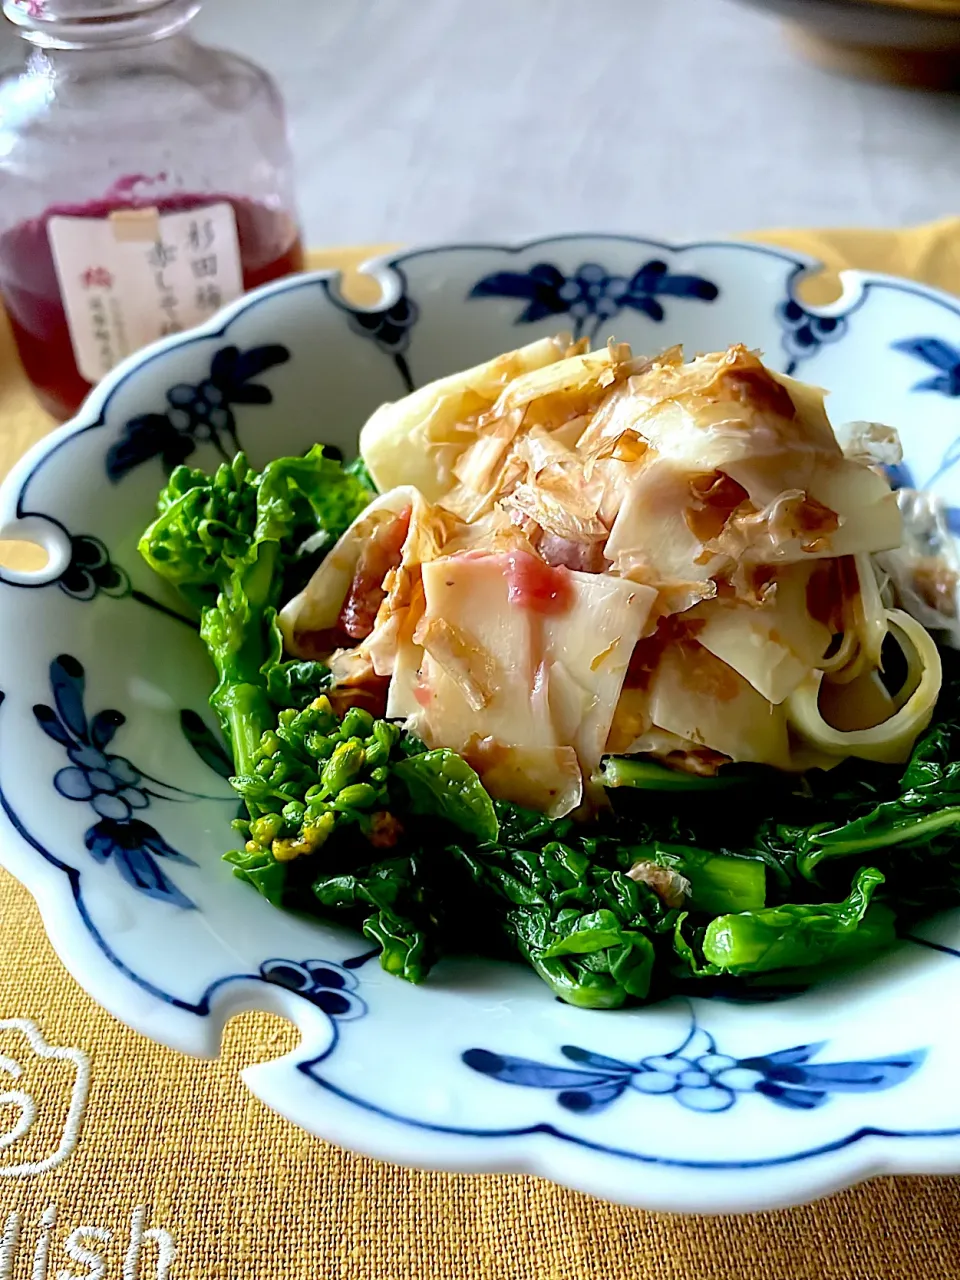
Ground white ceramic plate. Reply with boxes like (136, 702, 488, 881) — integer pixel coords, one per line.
(3, 235, 960, 1214)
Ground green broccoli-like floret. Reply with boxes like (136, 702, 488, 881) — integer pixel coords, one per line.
(140, 452, 258, 608)
(228, 699, 404, 866)
(139, 445, 376, 788)
(225, 699, 463, 985)
(140, 445, 377, 612)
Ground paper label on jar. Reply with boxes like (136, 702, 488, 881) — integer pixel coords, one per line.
(48, 202, 244, 385)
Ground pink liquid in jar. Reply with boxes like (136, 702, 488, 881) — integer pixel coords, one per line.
(0, 190, 304, 421)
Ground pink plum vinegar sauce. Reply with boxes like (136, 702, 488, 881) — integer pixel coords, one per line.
(0, 0, 306, 420)
(0, 191, 304, 421)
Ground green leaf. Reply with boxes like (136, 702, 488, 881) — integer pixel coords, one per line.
(541, 909, 635, 956)
(259, 609, 332, 707)
(264, 660, 332, 709)
(344, 455, 377, 492)
(536, 906, 656, 1000)
(363, 911, 432, 983)
(224, 846, 286, 907)
(254, 445, 373, 548)
(395, 749, 499, 842)
(311, 857, 415, 917)
(528, 928, 655, 1007)
(310, 854, 439, 984)
(689, 854, 766, 916)
(799, 806, 960, 875)
(671, 913, 722, 979)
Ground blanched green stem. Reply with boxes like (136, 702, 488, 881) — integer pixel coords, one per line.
(598, 757, 748, 791)
(213, 681, 274, 784)
(703, 903, 896, 973)
(631, 841, 766, 915)
(244, 540, 279, 614)
(202, 541, 284, 813)
(808, 807, 960, 860)
(688, 856, 766, 916)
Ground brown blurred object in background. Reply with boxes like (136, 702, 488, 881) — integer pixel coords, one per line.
(733, 0, 960, 86)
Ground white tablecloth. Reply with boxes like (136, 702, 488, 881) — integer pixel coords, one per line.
(200, 0, 960, 246)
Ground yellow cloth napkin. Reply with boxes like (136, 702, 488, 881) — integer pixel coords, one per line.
(2, 224, 960, 1280)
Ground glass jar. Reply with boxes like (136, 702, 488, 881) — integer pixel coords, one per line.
(0, 0, 304, 420)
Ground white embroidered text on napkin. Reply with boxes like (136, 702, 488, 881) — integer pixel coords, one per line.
(0, 1204, 176, 1280)
(0, 1018, 88, 1178)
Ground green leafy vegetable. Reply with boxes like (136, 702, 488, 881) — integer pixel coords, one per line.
(363, 910, 432, 983)
(701, 867, 895, 974)
(223, 844, 287, 907)
(344, 455, 376, 491)
(395, 749, 499, 842)
(690, 855, 766, 916)
(200, 554, 279, 780)
(630, 841, 767, 915)
(795, 720, 960, 876)
(598, 756, 750, 791)
(800, 807, 960, 871)
(450, 826, 676, 1008)
(140, 445, 960, 1007)
(140, 445, 374, 791)
(253, 446, 374, 550)
(312, 855, 435, 983)
(229, 700, 400, 851)
(139, 453, 258, 608)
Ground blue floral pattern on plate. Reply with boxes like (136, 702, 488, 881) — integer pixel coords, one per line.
(57, 533, 130, 602)
(0, 513, 198, 626)
(892, 338, 960, 397)
(469, 260, 719, 340)
(260, 957, 367, 1020)
(463, 1019, 924, 1115)
(178, 708, 234, 779)
(340, 291, 419, 393)
(884, 338, 960, 502)
(106, 342, 290, 480)
(30, 655, 234, 909)
(777, 299, 848, 374)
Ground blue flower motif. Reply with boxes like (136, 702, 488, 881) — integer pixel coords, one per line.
(884, 461, 915, 492)
(54, 744, 147, 820)
(339, 289, 419, 393)
(105, 343, 290, 481)
(470, 259, 719, 341)
(889, 340, 960, 493)
(778, 299, 847, 373)
(33, 655, 197, 908)
(84, 817, 194, 908)
(259, 957, 366, 1020)
(57, 534, 130, 602)
(463, 1020, 924, 1116)
(892, 337, 960, 397)
(348, 295, 419, 357)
